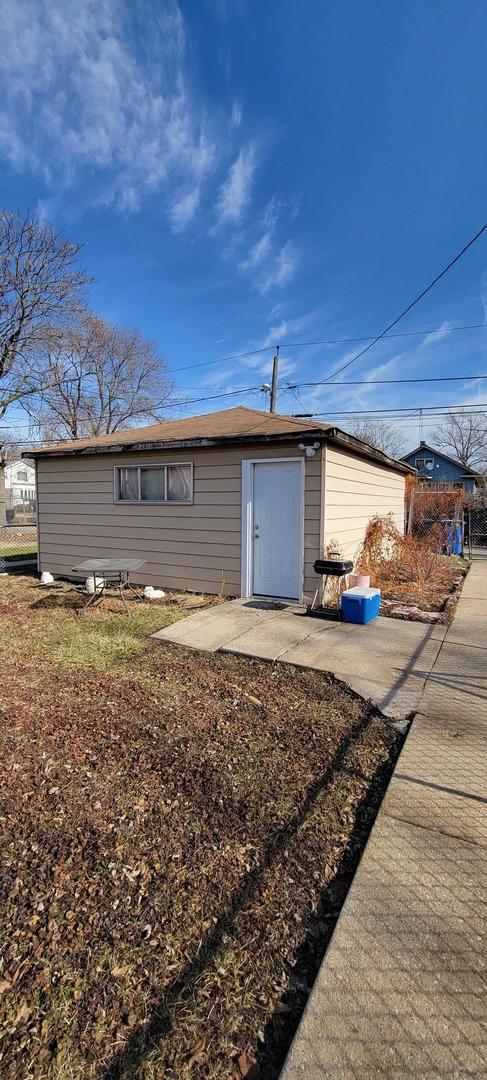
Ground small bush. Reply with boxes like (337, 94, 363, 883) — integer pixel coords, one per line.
(356, 514, 461, 612)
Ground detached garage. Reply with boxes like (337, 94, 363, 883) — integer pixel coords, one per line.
(27, 406, 410, 603)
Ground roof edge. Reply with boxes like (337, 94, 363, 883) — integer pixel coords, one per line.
(401, 442, 479, 476)
(24, 429, 329, 458)
(24, 425, 412, 474)
(326, 429, 414, 475)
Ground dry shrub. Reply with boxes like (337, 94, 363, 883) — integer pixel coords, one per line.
(355, 513, 456, 609)
(407, 483, 466, 543)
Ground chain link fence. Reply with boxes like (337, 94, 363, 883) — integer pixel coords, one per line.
(466, 499, 487, 559)
(0, 496, 38, 574)
(405, 483, 466, 555)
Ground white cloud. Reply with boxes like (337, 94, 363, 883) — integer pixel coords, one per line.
(481, 273, 487, 326)
(259, 321, 293, 348)
(169, 186, 201, 231)
(240, 230, 272, 270)
(262, 195, 281, 230)
(420, 321, 453, 348)
(0, 0, 216, 216)
(239, 194, 285, 275)
(259, 242, 298, 293)
(257, 309, 318, 349)
(231, 101, 243, 127)
(215, 143, 258, 224)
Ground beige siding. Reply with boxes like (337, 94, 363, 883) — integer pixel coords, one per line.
(323, 445, 406, 561)
(37, 442, 321, 599)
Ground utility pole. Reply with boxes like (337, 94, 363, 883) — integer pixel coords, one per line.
(419, 408, 424, 443)
(269, 345, 279, 413)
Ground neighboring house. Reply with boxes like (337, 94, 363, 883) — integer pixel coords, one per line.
(25, 406, 411, 602)
(401, 441, 478, 493)
(4, 459, 36, 504)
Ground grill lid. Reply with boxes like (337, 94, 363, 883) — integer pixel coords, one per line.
(313, 559, 354, 576)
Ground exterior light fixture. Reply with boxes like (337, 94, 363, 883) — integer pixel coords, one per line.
(298, 441, 320, 458)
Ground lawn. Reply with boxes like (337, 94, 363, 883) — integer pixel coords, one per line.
(0, 531, 37, 561)
(0, 576, 400, 1079)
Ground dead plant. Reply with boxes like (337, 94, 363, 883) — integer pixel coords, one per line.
(355, 513, 460, 611)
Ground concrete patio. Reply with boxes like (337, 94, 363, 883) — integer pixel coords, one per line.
(153, 600, 447, 720)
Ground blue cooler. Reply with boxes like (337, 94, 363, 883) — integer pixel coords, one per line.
(341, 586, 381, 624)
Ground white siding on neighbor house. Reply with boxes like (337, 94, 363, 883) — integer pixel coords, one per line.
(4, 461, 36, 503)
(323, 445, 406, 561)
(37, 442, 322, 599)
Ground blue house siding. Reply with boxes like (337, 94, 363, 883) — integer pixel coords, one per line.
(401, 443, 477, 493)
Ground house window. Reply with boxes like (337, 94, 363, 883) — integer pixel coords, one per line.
(415, 457, 434, 471)
(114, 463, 193, 504)
(17, 470, 28, 482)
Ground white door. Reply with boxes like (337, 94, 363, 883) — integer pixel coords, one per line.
(252, 460, 302, 599)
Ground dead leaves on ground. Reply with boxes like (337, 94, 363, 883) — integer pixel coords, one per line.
(0, 576, 399, 1078)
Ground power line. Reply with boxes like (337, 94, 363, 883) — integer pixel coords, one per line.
(308, 410, 487, 425)
(337, 410, 487, 423)
(0, 385, 265, 441)
(6, 404, 487, 447)
(4, 379, 486, 438)
(136, 371, 487, 400)
(287, 373, 487, 389)
(293, 401, 487, 417)
(315, 221, 487, 385)
(172, 371, 487, 392)
(165, 320, 487, 377)
(150, 385, 262, 409)
(280, 322, 487, 350)
(168, 346, 271, 375)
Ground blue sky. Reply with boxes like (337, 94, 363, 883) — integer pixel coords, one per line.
(1, 0, 486, 451)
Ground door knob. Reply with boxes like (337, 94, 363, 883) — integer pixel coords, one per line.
(253, 525, 260, 538)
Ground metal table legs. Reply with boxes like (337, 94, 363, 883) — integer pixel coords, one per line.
(79, 571, 145, 615)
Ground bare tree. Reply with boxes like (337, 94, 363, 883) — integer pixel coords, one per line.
(435, 410, 487, 469)
(0, 428, 33, 462)
(347, 417, 404, 459)
(26, 313, 174, 440)
(0, 209, 90, 417)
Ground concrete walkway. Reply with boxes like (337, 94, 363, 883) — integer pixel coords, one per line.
(281, 559, 487, 1078)
(153, 602, 447, 721)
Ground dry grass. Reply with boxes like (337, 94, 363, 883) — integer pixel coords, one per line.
(0, 576, 399, 1079)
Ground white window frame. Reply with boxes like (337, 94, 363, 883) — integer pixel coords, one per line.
(415, 457, 434, 470)
(113, 462, 193, 505)
(241, 456, 305, 600)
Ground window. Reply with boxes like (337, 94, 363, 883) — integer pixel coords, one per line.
(115, 463, 192, 504)
(415, 457, 434, 471)
(17, 469, 28, 482)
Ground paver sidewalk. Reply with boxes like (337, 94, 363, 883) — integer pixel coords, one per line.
(280, 560, 487, 1078)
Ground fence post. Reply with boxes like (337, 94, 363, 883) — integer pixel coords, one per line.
(0, 454, 6, 528)
(0, 455, 5, 574)
(406, 486, 414, 534)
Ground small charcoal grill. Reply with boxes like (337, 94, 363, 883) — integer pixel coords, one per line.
(307, 558, 354, 620)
